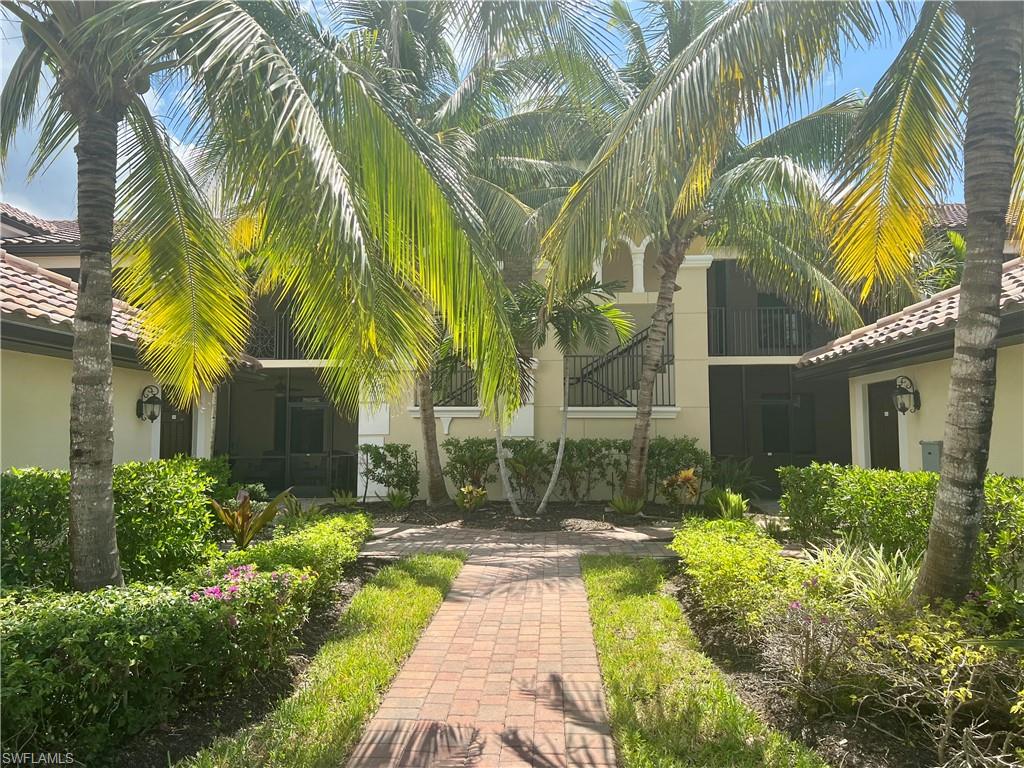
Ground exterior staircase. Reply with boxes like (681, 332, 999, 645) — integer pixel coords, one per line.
(566, 320, 675, 407)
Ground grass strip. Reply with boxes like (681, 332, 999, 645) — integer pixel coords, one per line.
(580, 555, 826, 768)
(183, 552, 466, 768)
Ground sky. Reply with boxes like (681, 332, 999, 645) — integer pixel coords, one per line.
(0, 6, 961, 221)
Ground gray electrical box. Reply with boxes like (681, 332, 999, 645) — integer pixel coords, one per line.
(921, 441, 943, 472)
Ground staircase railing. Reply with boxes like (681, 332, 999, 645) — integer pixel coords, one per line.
(565, 320, 674, 407)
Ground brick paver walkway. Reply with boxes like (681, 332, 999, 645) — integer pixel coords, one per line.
(347, 526, 674, 768)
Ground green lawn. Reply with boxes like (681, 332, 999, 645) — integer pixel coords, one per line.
(182, 552, 465, 768)
(580, 555, 826, 768)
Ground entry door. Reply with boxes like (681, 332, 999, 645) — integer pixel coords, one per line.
(287, 402, 331, 496)
(160, 403, 193, 458)
(868, 380, 900, 469)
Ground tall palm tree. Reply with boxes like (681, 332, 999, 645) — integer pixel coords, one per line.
(545, 0, 869, 503)
(331, 0, 602, 505)
(830, 0, 1023, 602)
(1, 0, 521, 588)
(543, 0, 1023, 601)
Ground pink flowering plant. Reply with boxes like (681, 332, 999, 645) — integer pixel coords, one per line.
(188, 563, 316, 670)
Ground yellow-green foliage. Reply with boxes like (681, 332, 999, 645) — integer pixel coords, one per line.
(581, 556, 826, 768)
(671, 519, 800, 632)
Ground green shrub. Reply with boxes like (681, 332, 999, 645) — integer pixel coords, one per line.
(359, 443, 418, 499)
(555, 438, 622, 502)
(203, 513, 372, 607)
(671, 519, 800, 633)
(1, 458, 219, 589)
(779, 464, 1024, 618)
(505, 439, 551, 502)
(0, 564, 315, 762)
(779, 463, 938, 551)
(0, 468, 70, 588)
(111, 458, 220, 581)
(441, 436, 497, 487)
(976, 474, 1024, 621)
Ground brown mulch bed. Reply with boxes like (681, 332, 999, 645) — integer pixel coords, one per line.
(367, 498, 687, 533)
(111, 558, 388, 768)
(667, 569, 933, 768)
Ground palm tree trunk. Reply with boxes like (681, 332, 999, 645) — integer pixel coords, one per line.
(493, 398, 522, 516)
(68, 107, 124, 591)
(914, 2, 1022, 603)
(622, 237, 690, 501)
(536, 371, 570, 515)
(417, 370, 449, 505)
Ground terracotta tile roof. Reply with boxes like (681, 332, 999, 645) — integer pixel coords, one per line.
(930, 202, 1020, 231)
(0, 202, 79, 245)
(1, 249, 138, 342)
(799, 258, 1024, 369)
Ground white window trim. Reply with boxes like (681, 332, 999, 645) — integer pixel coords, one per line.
(407, 405, 483, 435)
(563, 406, 680, 419)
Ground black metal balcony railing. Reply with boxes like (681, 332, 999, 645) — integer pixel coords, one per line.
(708, 307, 821, 356)
(565, 320, 675, 407)
(432, 364, 478, 407)
(246, 314, 301, 360)
(413, 363, 478, 407)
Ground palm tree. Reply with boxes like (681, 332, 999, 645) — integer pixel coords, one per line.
(543, 0, 1023, 601)
(509, 278, 632, 515)
(829, 1, 1022, 602)
(545, 0, 868, 502)
(1, 0, 249, 589)
(1, 0, 522, 588)
(331, 1, 603, 505)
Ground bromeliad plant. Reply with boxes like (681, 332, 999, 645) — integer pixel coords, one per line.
(212, 488, 294, 550)
(455, 485, 487, 512)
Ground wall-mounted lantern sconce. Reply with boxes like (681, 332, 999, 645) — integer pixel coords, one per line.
(136, 385, 163, 422)
(891, 376, 921, 415)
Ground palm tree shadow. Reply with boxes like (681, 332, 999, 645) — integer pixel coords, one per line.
(350, 720, 487, 767)
(494, 673, 614, 768)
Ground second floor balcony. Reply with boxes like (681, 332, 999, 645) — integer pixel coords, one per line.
(708, 306, 830, 357)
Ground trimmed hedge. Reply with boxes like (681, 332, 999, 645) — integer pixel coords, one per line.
(779, 464, 1024, 554)
(438, 435, 711, 503)
(198, 513, 373, 607)
(0, 513, 371, 762)
(0, 566, 314, 762)
(671, 519, 800, 632)
(1, 458, 221, 588)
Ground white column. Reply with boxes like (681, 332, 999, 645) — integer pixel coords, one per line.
(593, 256, 603, 283)
(191, 387, 216, 459)
(630, 250, 645, 292)
(357, 401, 390, 499)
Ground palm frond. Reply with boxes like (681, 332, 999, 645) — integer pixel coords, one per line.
(831, 0, 966, 294)
(543, 0, 890, 290)
(0, 36, 44, 162)
(710, 201, 863, 333)
(113, 98, 250, 407)
(737, 90, 864, 171)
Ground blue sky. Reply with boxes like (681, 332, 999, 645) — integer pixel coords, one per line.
(0, 8, 961, 221)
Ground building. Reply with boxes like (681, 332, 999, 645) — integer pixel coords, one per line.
(218, 236, 853, 497)
(5, 200, 1015, 496)
(0, 204, 217, 469)
(797, 258, 1024, 476)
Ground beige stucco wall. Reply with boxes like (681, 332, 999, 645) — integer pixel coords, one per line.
(380, 243, 714, 499)
(849, 343, 1024, 476)
(1, 349, 159, 470)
